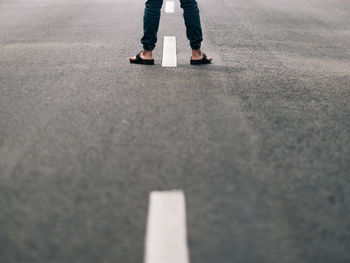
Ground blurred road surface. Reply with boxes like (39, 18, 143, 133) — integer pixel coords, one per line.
(1, 0, 350, 262)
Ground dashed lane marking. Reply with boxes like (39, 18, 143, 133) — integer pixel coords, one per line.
(162, 36, 177, 67)
(144, 190, 189, 263)
(165, 1, 175, 13)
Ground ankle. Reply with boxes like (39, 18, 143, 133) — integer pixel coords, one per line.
(192, 49, 202, 58)
(142, 50, 153, 58)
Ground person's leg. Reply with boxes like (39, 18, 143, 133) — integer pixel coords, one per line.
(130, 0, 163, 61)
(141, 0, 164, 51)
(179, 0, 211, 62)
(180, 0, 203, 50)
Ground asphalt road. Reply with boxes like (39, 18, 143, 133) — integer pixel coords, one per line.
(1, 0, 350, 262)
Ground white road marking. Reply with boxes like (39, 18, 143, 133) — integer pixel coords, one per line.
(162, 36, 177, 67)
(144, 190, 189, 263)
(165, 1, 175, 13)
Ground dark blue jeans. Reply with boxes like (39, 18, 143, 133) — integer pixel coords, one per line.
(141, 0, 203, 51)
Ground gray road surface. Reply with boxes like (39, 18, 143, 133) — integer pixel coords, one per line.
(1, 0, 350, 262)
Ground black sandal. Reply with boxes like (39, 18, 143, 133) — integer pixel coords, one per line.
(190, 53, 212, 65)
(130, 51, 155, 65)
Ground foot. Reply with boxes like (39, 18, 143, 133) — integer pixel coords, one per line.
(129, 50, 153, 61)
(191, 54, 213, 61)
(191, 49, 212, 62)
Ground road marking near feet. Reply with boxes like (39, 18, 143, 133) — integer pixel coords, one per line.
(162, 36, 177, 67)
(165, 1, 175, 13)
(144, 190, 189, 263)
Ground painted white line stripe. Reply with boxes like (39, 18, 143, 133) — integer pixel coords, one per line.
(144, 190, 189, 263)
(165, 1, 175, 13)
(162, 36, 177, 67)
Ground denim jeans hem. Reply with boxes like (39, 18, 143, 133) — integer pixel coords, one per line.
(142, 44, 155, 51)
(190, 42, 201, 50)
